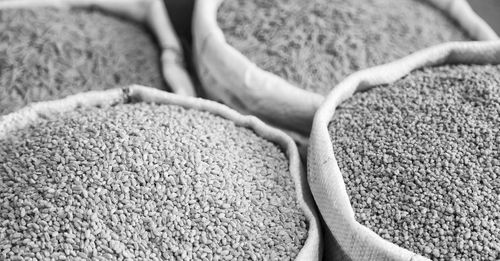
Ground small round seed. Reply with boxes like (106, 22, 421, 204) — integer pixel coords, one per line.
(0, 103, 307, 260)
(330, 64, 500, 260)
(218, 0, 470, 94)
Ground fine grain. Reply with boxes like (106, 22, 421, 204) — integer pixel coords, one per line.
(0, 103, 307, 260)
(0, 8, 165, 115)
(329, 64, 500, 260)
(218, 0, 471, 95)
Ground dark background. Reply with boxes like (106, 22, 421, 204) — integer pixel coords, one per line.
(468, 0, 500, 35)
(164, 0, 195, 44)
(163, 0, 500, 45)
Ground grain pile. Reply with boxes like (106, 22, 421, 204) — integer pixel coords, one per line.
(329, 64, 500, 260)
(218, 0, 471, 95)
(0, 103, 308, 260)
(0, 8, 165, 115)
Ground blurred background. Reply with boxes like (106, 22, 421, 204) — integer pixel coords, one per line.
(164, 0, 500, 46)
(468, 0, 500, 35)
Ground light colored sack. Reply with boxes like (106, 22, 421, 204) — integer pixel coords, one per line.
(192, 0, 498, 136)
(0, 0, 196, 96)
(307, 40, 500, 261)
(0, 85, 323, 261)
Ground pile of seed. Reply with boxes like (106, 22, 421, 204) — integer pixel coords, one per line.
(0, 103, 307, 260)
(218, 0, 471, 95)
(0, 8, 165, 115)
(329, 64, 500, 260)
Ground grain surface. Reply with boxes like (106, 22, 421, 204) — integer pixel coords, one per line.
(0, 8, 165, 115)
(329, 64, 500, 260)
(218, 0, 471, 95)
(0, 103, 307, 260)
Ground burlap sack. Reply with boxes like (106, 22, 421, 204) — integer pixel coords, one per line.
(192, 0, 498, 136)
(307, 40, 500, 261)
(0, 0, 196, 96)
(0, 85, 323, 260)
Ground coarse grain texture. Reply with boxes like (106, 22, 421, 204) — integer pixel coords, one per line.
(218, 0, 471, 95)
(0, 8, 166, 115)
(328, 64, 500, 260)
(0, 103, 308, 260)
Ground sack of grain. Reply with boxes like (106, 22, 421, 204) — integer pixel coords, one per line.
(193, 0, 498, 135)
(0, 0, 195, 116)
(308, 40, 500, 261)
(0, 85, 321, 260)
